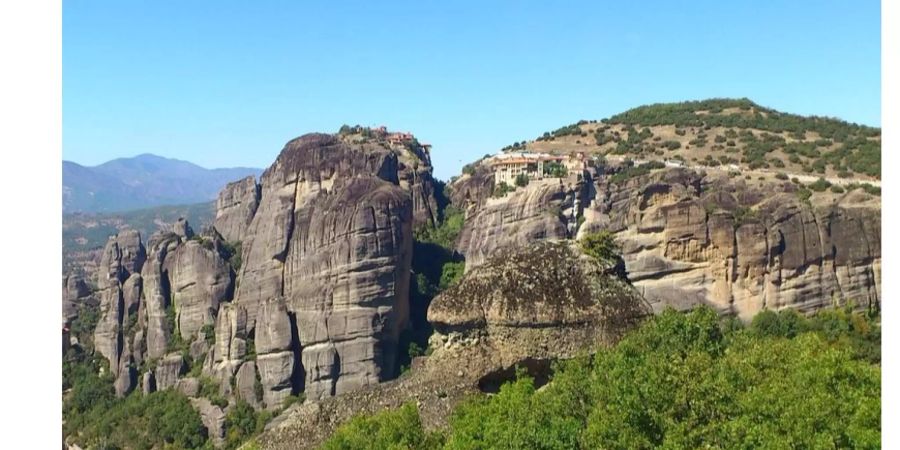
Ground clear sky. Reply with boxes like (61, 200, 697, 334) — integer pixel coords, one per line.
(64, 1, 881, 180)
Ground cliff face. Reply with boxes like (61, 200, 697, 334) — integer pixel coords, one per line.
(453, 166, 881, 320)
(214, 176, 260, 243)
(221, 133, 431, 403)
(73, 131, 436, 423)
(455, 173, 593, 270)
(585, 169, 880, 320)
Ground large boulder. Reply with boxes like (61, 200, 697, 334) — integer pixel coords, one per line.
(429, 240, 650, 341)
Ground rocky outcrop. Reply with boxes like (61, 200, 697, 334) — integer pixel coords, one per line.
(141, 232, 180, 360)
(429, 241, 648, 337)
(448, 159, 494, 211)
(230, 133, 421, 401)
(235, 361, 261, 408)
(191, 398, 226, 446)
(456, 174, 590, 270)
(215, 176, 260, 243)
(154, 353, 186, 390)
(207, 303, 248, 391)
(396, 144, 439, 228)
(454, 166, 880, 321)
(165, 239, 234, 340)
(62, 274, 92, 323)
(255, 299, 296, 409)
(93, 230, 145, 389)
(583, 168, 881, 320)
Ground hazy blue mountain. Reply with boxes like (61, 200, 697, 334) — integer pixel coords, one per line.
(63, 153, 261, 213)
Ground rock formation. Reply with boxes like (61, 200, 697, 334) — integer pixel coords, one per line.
(214, 176, 260, 243)
(229, 133, 425, 404)
(93, 230, 146, 396)
(62, 274, 92, 323)
(583, 168, 881, 320)
(453, 164, 881, 321)
(256, 241, 651, 449)
(456, 174, 590, 270)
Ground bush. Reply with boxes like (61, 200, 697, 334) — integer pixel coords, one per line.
(831, 185, 845, 194)
(514, 173, 529, 187)
(543, 161, 568, 178)
(322, 403, 442, 450)
(65, 388, 208, 450)
(579, 230, 620, 265)
(663, 140, 682, 150)
(493, 182, 513, 198)
(808, 177, 832, 192)
(224, 400, 269, 449)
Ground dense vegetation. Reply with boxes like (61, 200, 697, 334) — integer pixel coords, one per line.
(322, 304, 881, 449)
(402, 183, 467, 374)
(63, 342, 272, 450)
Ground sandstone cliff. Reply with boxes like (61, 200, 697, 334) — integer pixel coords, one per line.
(452, 164, 881, 321)
(583, 168, 881, 320)
(75, 130, 437, 428)
(229, 133, 425, 404)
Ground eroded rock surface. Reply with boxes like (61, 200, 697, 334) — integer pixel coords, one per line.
(581, 169, 881, 320)
(214, 176, 260, 243)
(93, 230, 146, 387)
(456, 174, 591, 270)
(454, 166, 881, 321)
(232, 133, 422, 401)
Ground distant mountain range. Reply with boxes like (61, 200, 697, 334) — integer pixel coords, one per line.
(62, 153, 262, 213)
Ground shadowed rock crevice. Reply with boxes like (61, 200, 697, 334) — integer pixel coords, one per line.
(477, 357, 553, 394)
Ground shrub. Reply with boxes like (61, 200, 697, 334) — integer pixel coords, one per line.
(492, 182, 513, 198)
(224, 400, 269, 449)
(663, 140, 682, 150)
(808, 177, 832, 192)
(321, 403, 442, 450)
(543, 161, 568, 178)
(579, 230, 620, 265)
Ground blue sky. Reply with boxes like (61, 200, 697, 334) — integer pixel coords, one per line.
(64, 1, 881, 180)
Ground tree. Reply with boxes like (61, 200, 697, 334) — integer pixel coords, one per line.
(514, 173, 530, 187)
(579, 230, 620, 265)
(321, 403, 442, 450)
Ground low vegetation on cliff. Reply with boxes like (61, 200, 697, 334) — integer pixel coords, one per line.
(524, 98, 880, 181)
(322, 304, 881, 449)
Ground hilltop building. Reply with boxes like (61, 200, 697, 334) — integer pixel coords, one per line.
(488, 152, 588, 185)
